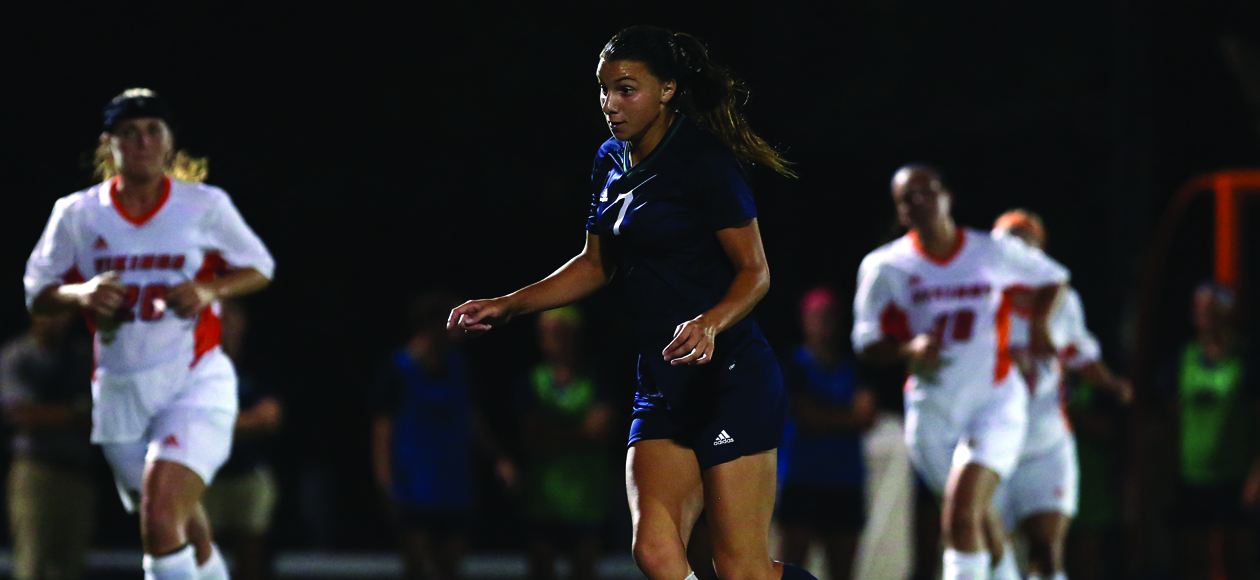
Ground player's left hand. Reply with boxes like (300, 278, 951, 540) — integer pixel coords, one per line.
(664, 316, 718, 365)
(167, 282, 218, 319)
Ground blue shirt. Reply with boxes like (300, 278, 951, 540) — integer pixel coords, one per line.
(372, 349, 475, 512)
(586, 116, 776, 410)
(778, 345, 866, 488)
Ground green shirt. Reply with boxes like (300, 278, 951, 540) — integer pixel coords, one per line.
(520, 365, 611, 523)
(1178, 341, 1253, 485)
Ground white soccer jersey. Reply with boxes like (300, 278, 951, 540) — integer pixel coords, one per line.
(24, 177, 274, 374)
(853, 228, 1070, 415)
(1008, 285, 1100, 456)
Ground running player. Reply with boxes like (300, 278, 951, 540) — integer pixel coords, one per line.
(852, 166, 1068, 580)
(449, 25, 816, 580)
(24, 89, 274, 580)
(991, 210, 1132, 580)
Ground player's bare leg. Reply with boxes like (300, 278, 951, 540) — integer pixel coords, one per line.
(701, 449, 780, 580)
(941, 462, 1002, 579)
(686, 515, 719, 580)
(142, 460, 208, 556)
(185, 505, 213, 563)
(627, 440, 705, 580)
(1021, 511, 1070, 578)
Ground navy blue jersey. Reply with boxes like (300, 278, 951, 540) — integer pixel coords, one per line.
(586, 115, 776, 411)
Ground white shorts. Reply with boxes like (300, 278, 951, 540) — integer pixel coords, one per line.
(92, 348, 238, 443)
(100, 405, 236, 513)
(905, 374, 1029, 495)
(994, 435, 1079, 529)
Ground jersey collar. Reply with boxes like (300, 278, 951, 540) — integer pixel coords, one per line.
(909, 227, 967, 266)
(110, 175, 171, 227)
(621, 113, 687, 178)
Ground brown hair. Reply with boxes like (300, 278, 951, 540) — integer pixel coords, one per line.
(601, 26, 795, 178)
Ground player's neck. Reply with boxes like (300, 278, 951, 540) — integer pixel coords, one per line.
(629, 111, 676, 168)
(114, 173, 166, 214)
(916, 220, 958, 258)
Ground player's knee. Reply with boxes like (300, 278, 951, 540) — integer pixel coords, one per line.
(631, 532, 683, 578)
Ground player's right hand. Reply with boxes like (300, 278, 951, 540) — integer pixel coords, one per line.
(903, 333, 944, 382)
(74, 271, 126, 316)
(447, 298, 513, 337)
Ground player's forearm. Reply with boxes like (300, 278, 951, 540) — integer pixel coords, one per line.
(1031, 283, 1062, 322)
(502, 252, 610, 319)
(201, 268, 270, 301)
(30, 284, 86, 315)
(1078, 360, 1114, 388)
(699, 261, 768, 334)
(234, 398, 282, 440)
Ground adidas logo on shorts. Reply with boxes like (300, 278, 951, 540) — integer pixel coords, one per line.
(713, 430, 734, 446)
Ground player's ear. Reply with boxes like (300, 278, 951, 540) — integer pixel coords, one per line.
(661, 79, 676, 104)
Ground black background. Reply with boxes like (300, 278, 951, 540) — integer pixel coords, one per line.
(4, 0, 1259, 552)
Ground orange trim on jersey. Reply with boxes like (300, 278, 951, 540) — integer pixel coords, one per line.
(880, 302, 913, 342)
(191, 252, 229, 368)
(994, 285, 1029, 384)
(110, 176, 171, 227)
(909, 228, 967, 266)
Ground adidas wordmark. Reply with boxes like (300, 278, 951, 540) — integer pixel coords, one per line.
(714, 430, 734, 446)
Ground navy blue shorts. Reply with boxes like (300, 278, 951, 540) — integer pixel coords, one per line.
(628, 360, 787, 470)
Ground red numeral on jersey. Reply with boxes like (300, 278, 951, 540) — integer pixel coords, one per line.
(115, 284, 170, 323)
(139, 285, 168, 321)
(931, 308, 976, 344)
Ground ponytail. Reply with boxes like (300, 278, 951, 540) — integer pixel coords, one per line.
(601, 26, 795, 178)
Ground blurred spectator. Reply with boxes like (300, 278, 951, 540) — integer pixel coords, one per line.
(371, 291, 516, 580)
(518, 307, 613, 580)
(1158, 282, 1258, 580)
(0, 313, 94, 580)
(203, 300, 281, 580)
(777, 286, 875, 580)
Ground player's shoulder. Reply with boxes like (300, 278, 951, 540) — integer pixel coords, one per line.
(860, 234, 916, 271)
(593, 137, 622, 164)
(170, 179, 230, 203)
(52, 181, 110, 215)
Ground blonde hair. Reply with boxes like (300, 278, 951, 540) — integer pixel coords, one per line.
(93, 143, 209, 183)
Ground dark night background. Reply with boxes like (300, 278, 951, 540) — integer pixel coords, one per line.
(4, 0, 1260, 564)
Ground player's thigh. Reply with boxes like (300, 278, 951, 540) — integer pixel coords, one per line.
(904, 402, 959, 496)
(626, 439, 705, 545)
(957, 379, 1028, 484)
(701, 449, 777, 563)
(148, 405, 236, 488)
(1007, 439, 1079, 527)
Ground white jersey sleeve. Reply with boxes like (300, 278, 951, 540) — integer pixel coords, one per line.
(24, 195, 86, 310)
(852, 251, 910, 352)
(993, 235, 1070, 288)
(201, 188, 275, 279)
(1057, 287, 1101, 369)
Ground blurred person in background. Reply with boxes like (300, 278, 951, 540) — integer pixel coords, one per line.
(1158, 282, 1259, 580)
(371, 291, 516, 580)
(0, 313, 94, 580)
(24, 88, 274, 580)
(202, 301, 280, 580)
(776, 286, 875, 580)
(518, 306, 614, 580)
(990, 210, 1133, 580)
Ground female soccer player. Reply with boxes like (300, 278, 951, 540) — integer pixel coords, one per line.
(852, 166, 1067, 580)
(449, 26, 812, 580)
(24, 89, 274, 580)
(991, 210, 1133, 580)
